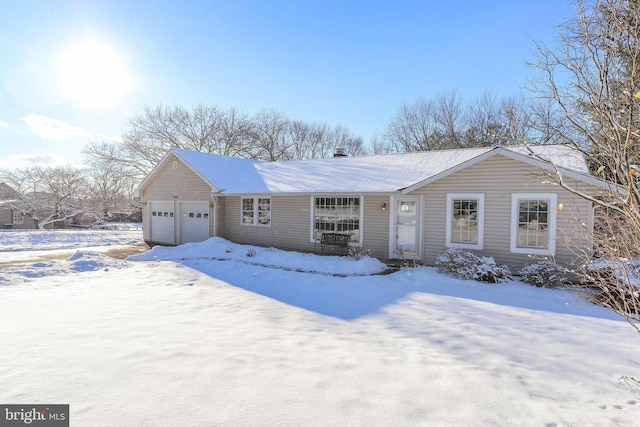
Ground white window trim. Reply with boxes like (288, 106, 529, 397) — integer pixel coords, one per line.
(510, 193, 557, 256)
(445, 193, 484, 250)
(309, 195, 363, 244)
(241, 196, 271, 227)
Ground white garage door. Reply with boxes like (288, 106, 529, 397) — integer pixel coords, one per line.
(179, 202, 210, 244)
(149, 201, 175, 245)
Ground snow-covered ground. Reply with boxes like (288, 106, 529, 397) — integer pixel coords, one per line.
(1, 233, 639, 426)
(0, 228, 143, 266)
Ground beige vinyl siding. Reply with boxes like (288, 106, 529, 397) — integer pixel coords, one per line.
(362, 196, 391, 259)
(223, 195, 314, 251)
(409, 154, 594, 271)
(213, 196, 225, 237)
(20, 214, 37, 230)
(222, 194, 391, 256)
(0, 209, 37, 229)
(141, 154, 214, 242)
(0, 209, 10, 228)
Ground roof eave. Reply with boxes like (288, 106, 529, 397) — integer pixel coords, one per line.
(400, 146, 599, 194)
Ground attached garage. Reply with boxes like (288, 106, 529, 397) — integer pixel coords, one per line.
(179, 201, 210, 244)
(149, 201, 175, 245)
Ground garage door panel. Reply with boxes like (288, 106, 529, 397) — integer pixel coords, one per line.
(179, 202, 210, 244)
(149, 201, 175, 245)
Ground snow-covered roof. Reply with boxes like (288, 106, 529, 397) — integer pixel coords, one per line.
(160, 145, 593, 195)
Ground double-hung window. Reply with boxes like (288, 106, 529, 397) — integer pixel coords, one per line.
(242, 196, 271, 226)
(312, 196, 361, 243)
(446, 194, 484, 250)
(510, 193, 557, 255)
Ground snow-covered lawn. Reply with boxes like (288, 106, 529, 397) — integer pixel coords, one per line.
(1, 233, 639, 426)
(0, 228, 144, 267)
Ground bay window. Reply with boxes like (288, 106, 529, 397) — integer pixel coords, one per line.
(312, 196, 361, 243)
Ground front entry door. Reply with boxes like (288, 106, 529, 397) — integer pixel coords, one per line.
(393, 197, 420, 257)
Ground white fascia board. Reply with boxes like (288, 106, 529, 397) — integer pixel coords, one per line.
(400, 147, 603, 195)
(492, 148, 605, 188)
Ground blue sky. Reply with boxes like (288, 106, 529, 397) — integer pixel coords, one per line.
(0, 0, 575, 169)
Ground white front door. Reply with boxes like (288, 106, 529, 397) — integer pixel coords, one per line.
(391, 197, 421, 258)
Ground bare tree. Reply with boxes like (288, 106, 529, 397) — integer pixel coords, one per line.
(86, 104, 366, 174)
(0, 167, 42, 224)
(435, 90, 465, 148)
(85, 104, 254, 179)
(370, 132, 397, 154)
(0, 166, 89, 229)
(288, 121, 332, 160)
(329, 125, 366, 156)
(530, 0, 640, 333)
(38, 166, 89, 228)
(248, 109, 292, 161)
(500, 94, 538, 145)
(84, 157, 139, 225)
(242, 111, 366, 161)
(219, 108, 253, 157)
(382, 97, 439, 152)
(380, 90, 540, 152)
(464, 89, 505, 147)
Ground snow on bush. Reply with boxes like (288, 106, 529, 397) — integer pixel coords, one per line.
(583, 259, 640, 322)
(586, 259, 640, 300)
(519, 260, 568, 288)
(587, 258, 640, 291)
(436, 247, 511, 283)
(347, 246, 370, 261)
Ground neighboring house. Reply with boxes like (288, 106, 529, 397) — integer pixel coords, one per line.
(0, 182, 38, 230)
(134, 145, 604, 271)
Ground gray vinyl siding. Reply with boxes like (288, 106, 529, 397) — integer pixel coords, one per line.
(0, 209, 37, 229)
(223, 195, 314, 252)
(213, 196, 225, 237)
(408, 154, 594, 271)
(0, 209, 10, 228)
(1, 209, 12, 229)
(141, 154, 214, 242)
(222, 194, 392, 256)
(363, 196, 391, 259)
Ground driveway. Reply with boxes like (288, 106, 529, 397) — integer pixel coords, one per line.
(0, 242, 150, 269)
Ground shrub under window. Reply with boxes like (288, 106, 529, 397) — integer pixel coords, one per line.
(436, 247, 511, 283)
